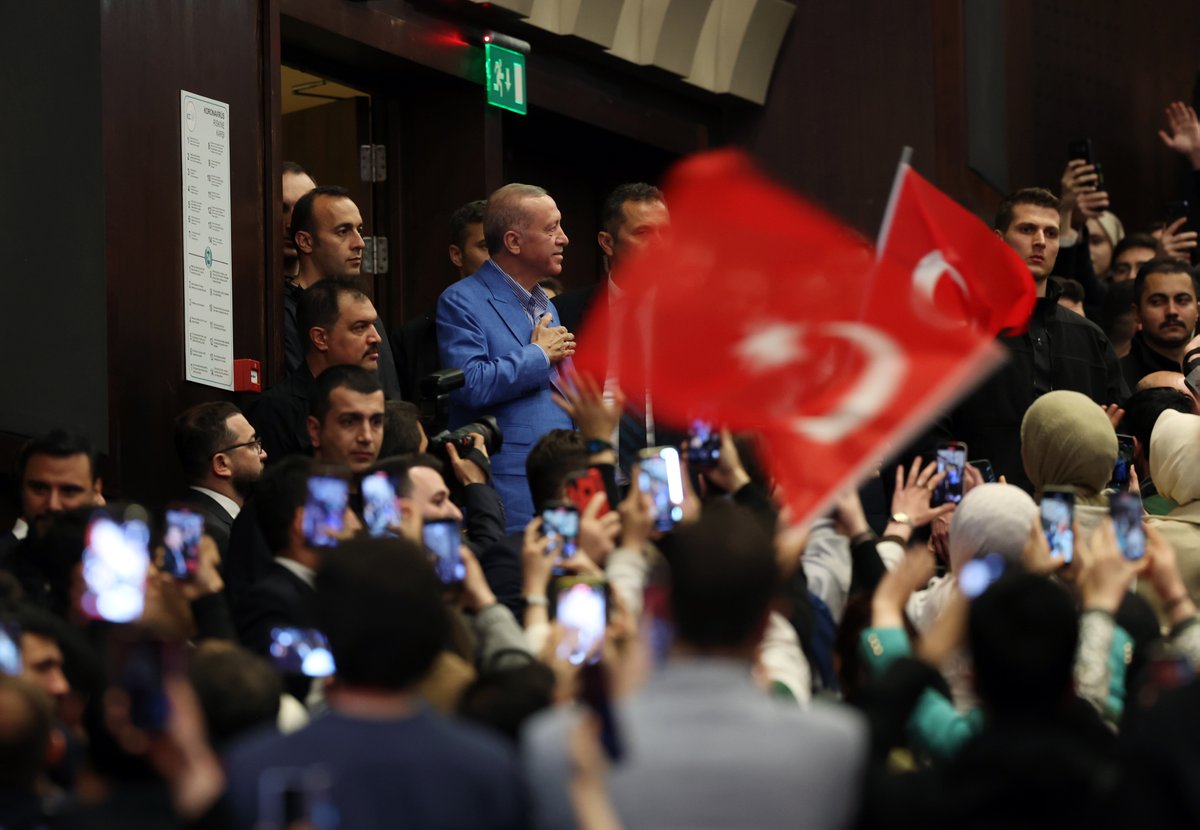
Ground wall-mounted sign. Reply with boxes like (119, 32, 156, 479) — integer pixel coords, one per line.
(179, 90, 234, 389)
(485, 42, 527, 115)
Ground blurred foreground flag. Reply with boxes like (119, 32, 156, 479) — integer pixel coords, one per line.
(574, 150, 1021, 525)
(876, 162, 1036, 335)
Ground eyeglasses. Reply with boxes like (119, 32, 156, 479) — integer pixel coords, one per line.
(213, 436, 263, 456)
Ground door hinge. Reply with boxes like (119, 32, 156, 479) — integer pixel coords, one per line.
(359, 144, 386, 182)
(361, 237, 388, 274)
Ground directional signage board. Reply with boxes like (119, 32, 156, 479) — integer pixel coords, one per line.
(485, 42, 527, 115)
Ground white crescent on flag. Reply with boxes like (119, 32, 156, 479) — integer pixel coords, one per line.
(786, 322, 908, 444)
(912, 249, 970, 329)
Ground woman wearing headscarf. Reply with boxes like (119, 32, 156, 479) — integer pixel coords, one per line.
(906, 483, 1039, 712)
(1144, 409, 1200, 621)
(1021, 389, 1118, 540)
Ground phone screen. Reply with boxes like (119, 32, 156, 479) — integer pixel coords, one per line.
(1111, 491, 1145, 561)
(0, 622, 22, 676)
(638, 447, 685, 532)
(303, 476, 349, 548)
(542, 504, 580, 563)
(423, 519, 465, 586)
(1111, 434, 1135, 492)
(361, 471, 400, 538)
(81, 516, 151, 623)
(269, 627, 336, 677)
(1041, 490, 1075, 564)
(958, 553, 1005, 599)
(163, 508, 204, 579)
(933, 442, 967, 506)
(685, 420, 721, 469)
(565, 468, 610, 517)
(555, 576, 607, 666)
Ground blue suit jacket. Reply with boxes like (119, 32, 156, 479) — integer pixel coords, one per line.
(436, 260, 574, 530)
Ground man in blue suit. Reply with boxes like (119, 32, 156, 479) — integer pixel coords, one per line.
(437, 184, 577, 531)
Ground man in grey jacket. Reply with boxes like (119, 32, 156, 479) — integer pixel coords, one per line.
(522, 502, 868, 829)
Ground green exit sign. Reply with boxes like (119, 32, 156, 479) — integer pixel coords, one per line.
(485, 42, 527, 115)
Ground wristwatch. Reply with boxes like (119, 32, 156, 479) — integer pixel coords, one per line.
(585, 438, 614, 454)
(890, 512, 913, 527)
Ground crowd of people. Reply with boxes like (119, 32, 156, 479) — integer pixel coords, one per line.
(3, 100, 1200, 828)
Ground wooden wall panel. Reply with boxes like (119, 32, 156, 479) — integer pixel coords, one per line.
(1022, 0, 1200, 232)
(730, 1, 939, 236)
(100, 0, 267, 503)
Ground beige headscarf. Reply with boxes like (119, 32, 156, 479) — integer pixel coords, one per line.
(1021, 390, 1117, 505)
(1150, 409, 1200, 507)
(1091, 211, 1125, 249)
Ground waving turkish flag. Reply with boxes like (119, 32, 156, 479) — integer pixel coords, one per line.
(876, 164, 1036, 334)
(573, 150, 1014, 525)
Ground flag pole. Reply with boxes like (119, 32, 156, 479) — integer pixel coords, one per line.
(857, 146, 913, 323)
(875, 145, 913, 257)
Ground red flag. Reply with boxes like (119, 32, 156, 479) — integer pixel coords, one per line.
(573, 150, 1011, 526)
(876, 164, 1036, 334)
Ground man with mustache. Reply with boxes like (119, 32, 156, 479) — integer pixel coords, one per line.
(1121, 259, 1200, 390)
(249, 278, 385, 464)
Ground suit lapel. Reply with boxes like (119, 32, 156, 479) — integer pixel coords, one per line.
(479, 261, 535, 350)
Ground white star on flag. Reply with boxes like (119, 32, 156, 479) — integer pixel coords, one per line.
(734, 322, 807, 373)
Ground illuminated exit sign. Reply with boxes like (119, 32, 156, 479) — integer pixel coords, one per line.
(485, 42, 526, 115)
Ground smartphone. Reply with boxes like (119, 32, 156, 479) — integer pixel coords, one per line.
(81, 515, 151, 623)
(1092, 162, 1106, 192)
(638, 446, 685, 532)
(1166, 199, 1190, 224)
(1111, 434, 1135, 492)
(110, 638, 173, 732)
(268, 627, 336, 678)
(1111, 491, 1145, 562)
(685, 420, 722, 470)
(958, 553, 1005, 599)
(258, 767, 336, 830)
(163, 506, 204, 579)
(0, 622, 22, 676)
(554, 575, 607, 666)
(422, 518, 465, 587)
(1041, 487, 1076, 564)
(302, 476, 349, 548)
(565, 468, 611, 517)
(1068, 138, 1093, 164)
(579, 661, 623, 762)
(969, 458, 996, 484)
(933, 441, 967, 506)
(542, 502, 580, 563)
(361, 471, 400, 538)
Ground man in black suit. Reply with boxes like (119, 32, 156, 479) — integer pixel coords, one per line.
(233, 456, 360, 664)
(554, 182, 668, 335)
(0, 430, 103, 563)
(249, 277, 385, 465)
(173, 401, 266, 555)
(282, 185, 403, 399)
(554, 182, 671, 473)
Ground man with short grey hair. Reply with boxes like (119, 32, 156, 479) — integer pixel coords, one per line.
(436, 183, 576, 530)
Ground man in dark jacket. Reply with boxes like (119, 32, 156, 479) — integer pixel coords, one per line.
(932, 187, 1127, 492)
(1120, 258, 1199, 390)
